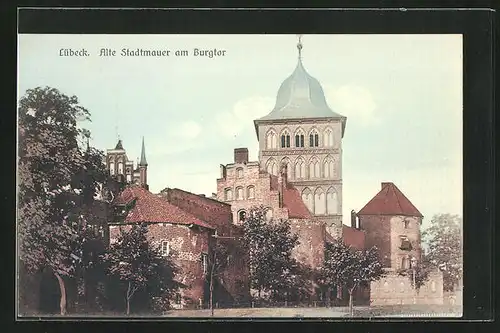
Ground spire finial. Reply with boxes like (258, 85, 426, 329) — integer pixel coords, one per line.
(297, 34, 303, 59)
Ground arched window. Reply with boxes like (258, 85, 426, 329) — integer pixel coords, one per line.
(295, 157, 306, 179)
(309, 129, 319, 147)
(401, 257, 408, 269)
(281, 158, 292, 180)
(326, 187, 338, 214)
(118, 162, 124, 174)
(266, 130, 277, 149)
(308, 157, 320, 179)
(236, 187, 244, 200)
(224, 188, 233, 201)
(247, 186, 255, 199)
(238, 210, 247, 223)
(323, 157, 335, 178)
(301, 188, 313, 213)
(323, 128, 334, 147)
(314, 188, 326, 215)
(280, 129, 291, 148)
(294, 128, 305, 147)
(109, 162, 115, 175)
(266, 159, 278, 176)
(236, 168, 243, 178)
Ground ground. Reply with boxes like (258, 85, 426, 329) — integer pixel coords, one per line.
(162, 305, 463, 318)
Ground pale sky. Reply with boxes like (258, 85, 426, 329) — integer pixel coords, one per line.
(17, 34, 463, 230)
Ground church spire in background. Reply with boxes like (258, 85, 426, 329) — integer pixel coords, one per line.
(139, 136, 148, 166)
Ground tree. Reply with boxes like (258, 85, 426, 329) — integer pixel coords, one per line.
(205, 241, 230, 317)
(397, 259, 432, 292)
(422, 214, 463, 291)
(242, 206, 300, 301)
(318, 241, 384, 316)
(102, 223, 180, 315)
(18, 86, 114, 315)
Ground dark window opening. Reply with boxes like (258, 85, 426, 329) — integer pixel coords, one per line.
(295, 135, 300, 147)
(285, 135, 290, 147)
(314, 134, 319, 147)
(404, 220, 410, 229)
(281, 135, 286, 148)
(399, 237, 412, 251)
(238, 210, 246, 222)
(309, 134, 314, 147)
(300, 135, 304, 147)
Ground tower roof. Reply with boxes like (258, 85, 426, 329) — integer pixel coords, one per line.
(115, 139, 124, 150)
(139, 137, 147, 166)
(357, 182, 423, 217)
(254, 38, 346, 137)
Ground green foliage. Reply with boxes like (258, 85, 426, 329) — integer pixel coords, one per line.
(242, 205, 300, 300)
(422, 214, 463, 291)
(318, 241, 385, 293)
(101, 223, 181, 314)
(18, 86, 112, 278)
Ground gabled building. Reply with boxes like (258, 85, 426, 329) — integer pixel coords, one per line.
(356, 182, 444, 305)
(109, 185, 249, 310)
(105, 138, 148, 189)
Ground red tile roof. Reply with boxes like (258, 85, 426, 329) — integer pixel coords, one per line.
(113, 185, 214, 229)
(342, 225, 365, 250)
(270, 175, 311, 219)
(357, 182, 423, 217)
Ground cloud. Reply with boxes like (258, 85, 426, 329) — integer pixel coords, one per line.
(214, 96, 274, 138)
(170, 121, 202, 140)
(324, 84, 380, 126)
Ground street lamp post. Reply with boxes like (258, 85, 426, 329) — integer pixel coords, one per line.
(411, 257, 417, 305)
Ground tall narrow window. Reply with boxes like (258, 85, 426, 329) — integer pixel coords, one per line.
(201, 253, 208, 274)
(281, 135, 286, 148)
(247, 186, 255, 199)
(295, 135, 300, 147)
(161, 241, 170, 256)
(267, 130, 277, 149)
(323, 129, 334, 147)
(281, 130, 290, 148)
(404, 219, 410, 229)
(236, 187, 244, 200)
(225, 188, 233, 201)
(236, 168, 243, 178)
(314, 134, 319, 147)
(309, 129, 319, 147)
(300, 135, 304, 147)
(109, 162, 115, 175)
(285, 135, 290, 147)
(309, 134, 314, 147)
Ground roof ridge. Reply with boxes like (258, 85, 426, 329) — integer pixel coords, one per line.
(392, 183, 423, 216)
(390, 184, 405, 215)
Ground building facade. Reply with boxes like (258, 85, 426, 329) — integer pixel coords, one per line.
(253, 40, 347, 239)
(110, 185, 250, 310)
(357, 182, 444, 305)
(105, 138, 148, 189)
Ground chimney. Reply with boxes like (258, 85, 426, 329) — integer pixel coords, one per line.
(351, 210, 357, 229)
(234, 148, 249, 164)
(381, 182, 391, 189)
(277, 173, 284, 208)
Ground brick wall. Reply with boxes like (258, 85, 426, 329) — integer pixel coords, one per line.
(370, 270, 444, 305)
(358, 215, 392, 267)
(289, 219, 325, 269)
(388, 216, 422, 269)
(109, 222, 210, 309)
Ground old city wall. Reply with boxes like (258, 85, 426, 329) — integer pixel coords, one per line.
(109, 223, 210, 308)
(370, 270, 444, 305)
(289, 218, 325, 269)
(358, 215, 392, 267)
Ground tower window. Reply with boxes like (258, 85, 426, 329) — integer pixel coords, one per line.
(161, 241, 170, 256)
(309, 130, 319, 147)
(236, 187, 244, 200)
(224, 188, 233, 201)
(404, 219, 410, 229)
(247, 186, 255, 199)
(201, 253, 208, 275)
(281, 130, 291, 148)
(236, 168, 243, 178)
(399, 236, 412, 251)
